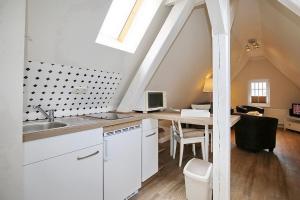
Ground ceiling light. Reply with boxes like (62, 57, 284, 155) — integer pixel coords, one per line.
(245, 38, 261, 52)
(245, 44, 251, 52)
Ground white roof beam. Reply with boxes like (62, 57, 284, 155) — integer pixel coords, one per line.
(278, 0, 300, 16)
(206, 0, 228, 34)
(165, 0, 205, 7)
(230, 0, 239, 30)
(118, 0, 196, 112)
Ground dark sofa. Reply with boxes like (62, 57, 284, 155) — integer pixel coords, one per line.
(236, 105, 264, 114)
(234, 113, 278, 152)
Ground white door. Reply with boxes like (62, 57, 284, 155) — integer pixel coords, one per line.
(142, 129, 158, 181)
(104, 127, 142, 200)
(24, 145, 103, 200)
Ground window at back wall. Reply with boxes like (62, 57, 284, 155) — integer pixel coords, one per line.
(248, 79, 270, 107)
(96, 0, 163, 53)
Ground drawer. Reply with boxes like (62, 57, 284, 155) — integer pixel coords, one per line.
(142, 119, 158, 131)
(24, 128, 103, 165)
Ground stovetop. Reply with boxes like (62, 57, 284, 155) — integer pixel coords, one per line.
(86, 113, 133, 120)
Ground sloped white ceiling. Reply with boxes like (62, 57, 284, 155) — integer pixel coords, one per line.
(260, 0, 300, 89)
(26, 0, 171, 109)
(231, 0, 300, 89)
(147, 7, 212, 108)
(26, 0, 214, 110)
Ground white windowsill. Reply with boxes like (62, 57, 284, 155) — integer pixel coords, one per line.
(248, 103, 271, 108)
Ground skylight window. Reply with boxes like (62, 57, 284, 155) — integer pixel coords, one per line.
(96, 0, 163, 53)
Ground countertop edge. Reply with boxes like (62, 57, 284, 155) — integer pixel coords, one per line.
(23, 114, 146, 142)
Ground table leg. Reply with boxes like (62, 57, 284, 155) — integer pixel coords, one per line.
(170, 125, 173, 156)
(205, 125, 209, 161)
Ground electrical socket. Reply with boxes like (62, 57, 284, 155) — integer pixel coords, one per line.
(72, 86, 88, 94)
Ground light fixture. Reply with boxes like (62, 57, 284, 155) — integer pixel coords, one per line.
(245, 38, 261, 52)
(203, 78, 213, 93)
(245, 44, 251, 52)
(203, 77, 213, 113)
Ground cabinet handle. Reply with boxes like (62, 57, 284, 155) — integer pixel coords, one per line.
(104, 138, 110, 161)
(146, 132, 156, 137)
(77, 151, 99, 160)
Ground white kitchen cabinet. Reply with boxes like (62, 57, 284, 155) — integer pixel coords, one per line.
(142, 119, 158, 182)
(24, 128, 103, 200)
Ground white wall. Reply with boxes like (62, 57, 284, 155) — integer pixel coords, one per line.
(231, 58, 300, 124)
(147, 7, 212, 108)
(0, 0, 26, 199)
(26, 0, 170, 109)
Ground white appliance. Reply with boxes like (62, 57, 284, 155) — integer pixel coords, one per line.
(134, 91, 167, 113)
(104, 125, 142, 200)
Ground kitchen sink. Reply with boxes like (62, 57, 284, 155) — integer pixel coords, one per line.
(23, 122, 67, 133)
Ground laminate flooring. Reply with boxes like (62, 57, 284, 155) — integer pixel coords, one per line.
(133, 129, 300, 200)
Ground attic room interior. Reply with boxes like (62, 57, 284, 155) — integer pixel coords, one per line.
(1, 0, 300, 200)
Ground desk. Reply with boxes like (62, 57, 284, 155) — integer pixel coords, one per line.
(149, 112, 240, 161)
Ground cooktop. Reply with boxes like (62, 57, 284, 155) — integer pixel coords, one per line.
(86, 113, 133, 120)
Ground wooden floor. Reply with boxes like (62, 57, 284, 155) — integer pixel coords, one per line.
(133, 128, 300, 200)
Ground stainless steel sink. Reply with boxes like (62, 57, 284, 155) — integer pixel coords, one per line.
(23, 122, 67, 133)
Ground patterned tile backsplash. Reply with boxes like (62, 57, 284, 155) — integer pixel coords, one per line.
(23, 60, 122, 121)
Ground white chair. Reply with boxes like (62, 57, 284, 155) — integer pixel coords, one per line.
(172, 120, 206, 167)
(190, 105, 213, 153)
(169, 124, 199, 157)
(188, 124, 213, 153)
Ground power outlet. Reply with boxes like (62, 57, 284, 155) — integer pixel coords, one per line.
(72, 86, 88, 94)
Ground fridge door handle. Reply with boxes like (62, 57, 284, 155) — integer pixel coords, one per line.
(146, 132, 157, 137)
(104, 137, 111, 161)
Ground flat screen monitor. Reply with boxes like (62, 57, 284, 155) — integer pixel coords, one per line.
(148, 92, 163, 109)
(292, 103, 300, 116)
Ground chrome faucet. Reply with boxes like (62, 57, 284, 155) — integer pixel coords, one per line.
(33, 105, 55, 122)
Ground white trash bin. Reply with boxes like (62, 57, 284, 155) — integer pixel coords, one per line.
(183, 158, 212, 200)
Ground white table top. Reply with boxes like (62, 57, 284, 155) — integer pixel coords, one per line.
(149, 112, 240, 127)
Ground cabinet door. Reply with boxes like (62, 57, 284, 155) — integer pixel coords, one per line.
(142, 129, 158, 182)
(24, 145, 103, 200)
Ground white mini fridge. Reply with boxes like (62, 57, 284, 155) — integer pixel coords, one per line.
(104, 125, 142, 200)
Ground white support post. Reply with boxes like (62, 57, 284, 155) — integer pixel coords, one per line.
(278, 0, 300, 16)
(206, 0, 231, 200)
(212, 33, 231, 200)
(118, 0, 197, 112)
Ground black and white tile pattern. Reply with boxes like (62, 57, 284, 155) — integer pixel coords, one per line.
(23, 60, 122, 121)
